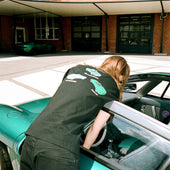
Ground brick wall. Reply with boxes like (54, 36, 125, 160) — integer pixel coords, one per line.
(101, 15, 117, 53)
(107, 15, 117, 53)
(153, 13, 170, 55)
(0, 16, 13, 52)
(163, 14, 170, 55)
(62, 17, 72, 51)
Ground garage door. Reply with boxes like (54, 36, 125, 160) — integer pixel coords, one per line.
(117, 14, 154, 54)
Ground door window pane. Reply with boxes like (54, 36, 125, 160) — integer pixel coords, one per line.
(120, 25, 129, 31)
(130, 25, 140, 31)
(120, 39, 128, 45)
(121, 32, 128, 38)
(82, 26, 90, 32)
(141, 39, 150, 45)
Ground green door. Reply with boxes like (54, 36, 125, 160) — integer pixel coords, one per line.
(72, 16, 101, 52)
(117, 15, 154, 54)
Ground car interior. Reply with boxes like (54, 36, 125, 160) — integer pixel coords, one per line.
(122, 79, 170, 125)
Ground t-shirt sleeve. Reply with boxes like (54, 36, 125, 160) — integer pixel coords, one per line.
(104, 79, 120, 103)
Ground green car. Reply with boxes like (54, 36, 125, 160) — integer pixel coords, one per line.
(0, 73, 170, 170)
(15, 42, 56, 55)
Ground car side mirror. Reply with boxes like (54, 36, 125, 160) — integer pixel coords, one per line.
(124, 83, 137, 91)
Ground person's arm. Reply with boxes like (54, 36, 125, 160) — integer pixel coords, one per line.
(83, 110, 110, 149)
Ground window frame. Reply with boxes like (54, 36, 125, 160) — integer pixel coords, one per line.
(34, 16, 59, 40)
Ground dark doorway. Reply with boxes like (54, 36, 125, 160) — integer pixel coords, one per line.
(72, 16, 101, 52)
(117, 14, 154, 54)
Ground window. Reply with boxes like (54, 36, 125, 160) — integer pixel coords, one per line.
(72, 16, 101, 39)
(118, 14, 153, 54)
(124, 81, 149, 92)
(164, 86, 170, 99)
(86, 109, 169, 170)
(110, 114, 169, 170)
(148, 81, 169, 98)
(35, 17, 59, 40)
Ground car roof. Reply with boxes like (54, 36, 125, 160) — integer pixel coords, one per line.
(128, 72, 170, 82)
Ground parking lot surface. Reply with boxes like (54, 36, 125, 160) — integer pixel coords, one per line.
(0, 52, 169, 105)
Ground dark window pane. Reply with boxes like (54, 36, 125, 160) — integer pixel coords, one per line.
(130, 25, 140, 31)
(36, 29, 41, 39)
(91, 32, 100, 38)
(91, 26, 100, 32)
(41, 18, 46, 28)
(48, 29, 53, 39)
(74, 27, 81, 32)
(121, 32, 128, 38)
(54, 18, 59, 27)
(120, 25, 129, 31)
(141, 39, 150, 45)
(54, 29, 59, 39)
(120, 39, 128, 45)
(42, 29, 46, 39)
(36, 18, 40, 28)
(48, 18, 52, 27)
(74, 33, 82, 38)
(82, 26, 90, 32)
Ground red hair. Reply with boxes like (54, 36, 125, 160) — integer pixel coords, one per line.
(99, 56, 130, 101)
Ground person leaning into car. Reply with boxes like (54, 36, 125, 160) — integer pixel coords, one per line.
(20, 55, 130, 170)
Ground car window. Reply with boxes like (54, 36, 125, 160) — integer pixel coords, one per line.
(148, 81, 169, 98)
(125, 81, 148, 92)
(108, 114, 170, 170)
(164, 86, 170, 99)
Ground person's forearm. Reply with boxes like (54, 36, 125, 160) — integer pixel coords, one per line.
(83, 110, 110, 149)
(83, 126, 99, 149)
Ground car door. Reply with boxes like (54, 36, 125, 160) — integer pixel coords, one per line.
(80, 101, 170, 170)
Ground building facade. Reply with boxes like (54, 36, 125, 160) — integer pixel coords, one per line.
(0, 0, 170, 55)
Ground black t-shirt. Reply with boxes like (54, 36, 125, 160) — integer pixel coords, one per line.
(26, 65, 119, 154)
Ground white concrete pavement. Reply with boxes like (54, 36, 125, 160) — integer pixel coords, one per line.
(0, 53, 169, 106)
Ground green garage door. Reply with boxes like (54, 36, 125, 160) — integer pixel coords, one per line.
(72, 16, 101, 52)
(117, 15, 154, 54)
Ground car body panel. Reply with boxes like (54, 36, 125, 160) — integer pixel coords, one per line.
(0, 97, 51, 153)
